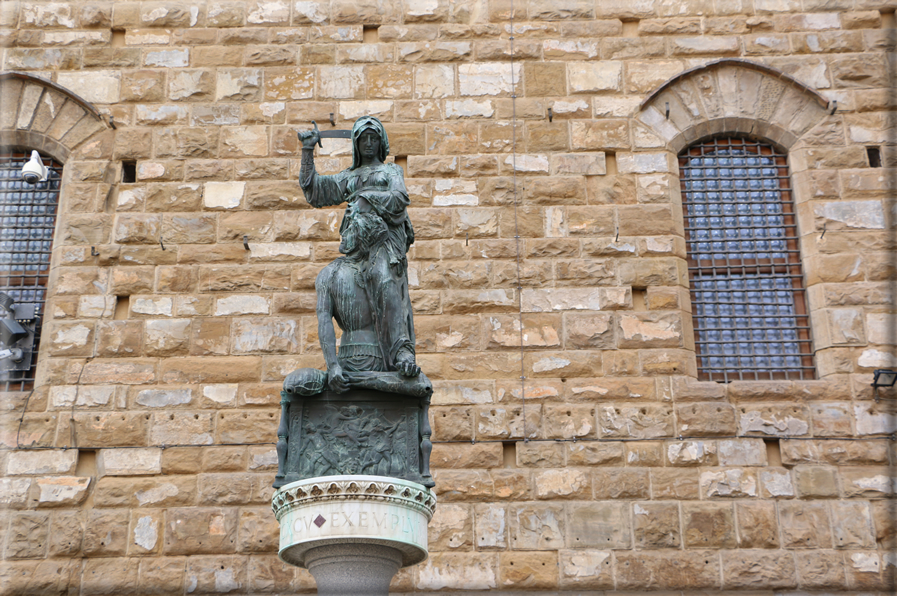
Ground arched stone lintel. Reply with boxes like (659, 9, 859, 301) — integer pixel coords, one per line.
(0, 71, 105, 122)
(637, 59, 831, 154)
(0, 71, 109, 163)
(639, 58, 830, 112)
(0, 129, 74, 163)
(670, 118, 797, 155)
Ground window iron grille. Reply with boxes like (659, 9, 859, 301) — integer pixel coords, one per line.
(0, 152, 63, 391)
(679, 137, 815, 382)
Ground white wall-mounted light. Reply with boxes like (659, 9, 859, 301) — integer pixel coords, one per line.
(21, 150, 48, 185)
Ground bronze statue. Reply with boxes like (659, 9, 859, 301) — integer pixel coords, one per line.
(283, 117, 430, 396)
(274, 117, 433, 489)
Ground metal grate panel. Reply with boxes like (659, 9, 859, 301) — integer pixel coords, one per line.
(680, 137, 815, 382)
(0, 152, 63, 391)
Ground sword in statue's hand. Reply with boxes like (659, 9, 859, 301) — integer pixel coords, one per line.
(302, 121, 352, 148)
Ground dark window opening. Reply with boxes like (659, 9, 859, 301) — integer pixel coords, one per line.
(867, 146, 882, 168)
(121, 160, 136, 183)
(362, 26, 379, 43)
(0, 151, 63, 391)
(679, 137, 815, 382)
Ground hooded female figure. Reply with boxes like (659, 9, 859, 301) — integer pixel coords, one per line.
(298, 116, 420, 387)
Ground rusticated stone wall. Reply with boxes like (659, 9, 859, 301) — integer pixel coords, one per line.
(1, 0, 895, 594)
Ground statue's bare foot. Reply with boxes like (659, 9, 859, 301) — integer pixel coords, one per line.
(396, 356, 420, 377)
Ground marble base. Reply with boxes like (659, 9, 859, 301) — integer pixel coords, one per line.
(272, 475, 436, 588)
(305, 543, 403, 596)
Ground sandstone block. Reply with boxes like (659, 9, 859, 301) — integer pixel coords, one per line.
(83, 509, 130, 556)
(492, 470, 531, 501)
(430, 443, 502, 468)
(431, 470, 493, 502)
(93, 477, 195, 509)
(398, 41, 471, 63)
(46, 322, 95, 357)
(413, 64, 455, 99)
(534, 469, 589, 499)
(64, 411, 148, 447)
(198, 473, 262, 506)
(567, 61, 622, 94)
(130, 296, 173, 318)
(671, 35, 740, 55)
(499, 551, 557, 590)
(48, 511, 84, 557)
(567, 502, 630, 548)
(739, 405, 810, 436)
(0, 477, 32, 508)
(510, 503, 564, 549)
(568, 377, 655, 401)
(523, 62, 566, 97)
(796, 550, 847, 590)
(130, 511, 162, 554)
(81, 558, 139, 595)
(7, 449, 77, 475)
(184, 555, 247, 594)
(515, 441, 564, 468)
(474, 504, 507, 549)
(164, 508, 238, 554)
(676, 403, 736, 436)
(808, 402, 853, 436)
(559, 549, 612, 589)
(667, 440, 717, 466)
(35, 476, 91, 507)
(551, 152, 606, 175)
(701, 468, 758, 498)
(571, 121, 629, 153)
(598, 405, 673, 439)
(794, 465, 839, 498)
(5, 512, 50, 559)
(149, 412, 214, 446)
(722, 550, 797, 589)
(217, 411, 277, 444)
(145, 49, 189, 68)
(736, 501, 779, 548)
(759, 468, 795, 498)
(238, 508, 279, 553)
(683, 502, 736, 547)
(203, 446, 248, 472)
(840, 468, 894, 498)
(144, 319, 191, 356)
(633, 502, 680, 548)
(114, 214, 161, 244)
(417, 552, 497, 591)
(565, 442, 624, 466)
(593, 468, 649, 499)
(98, 448, 162, 475)
(458, 62, 520, 97)
(717, 439, 767, 466)
(779, 501, 832, 548)
(617, 312, 682, 348)
(475, 405, 534, 440)
(830, 501, 875, 548)
(616, 550, 720, 590)
(428, 503, 472, 550)
(57, 71, 121, 104)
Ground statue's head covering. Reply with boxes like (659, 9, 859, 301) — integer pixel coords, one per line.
(350, 116, 389, 169)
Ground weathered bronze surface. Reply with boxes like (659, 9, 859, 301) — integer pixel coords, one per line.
(275, 117, 433, 488)
(274, 388, 433, 488)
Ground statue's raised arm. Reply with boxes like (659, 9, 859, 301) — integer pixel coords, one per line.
(297, 122, 346, 209)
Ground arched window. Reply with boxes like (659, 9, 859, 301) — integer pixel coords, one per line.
(680, 137, 815, 382)
(0, 151, 63, 391)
